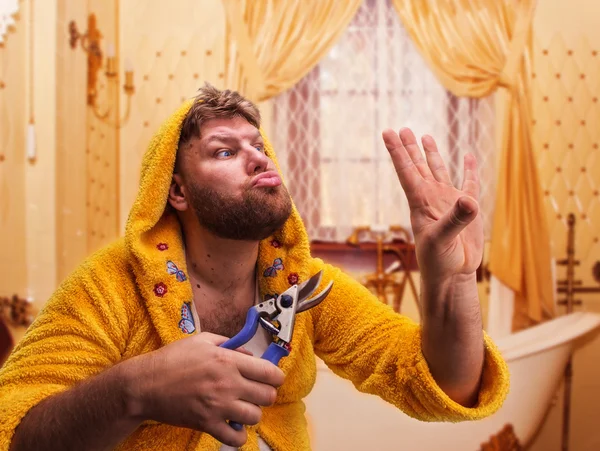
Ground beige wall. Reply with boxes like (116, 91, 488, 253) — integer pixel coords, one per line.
(118, 0, 227, 227)
(85, 0, 120, 257)
(0, 0, 59, 344)
(0, 1, 28, 346)
(0, 2, 28, 299)
(529, 0, 600, 450)
(28, 0, 58, 306)
(55, 0, 88, 282)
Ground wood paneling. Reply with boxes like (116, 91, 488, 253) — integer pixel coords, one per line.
(0, 0, 27, 298)
(56, 0, 88, 283)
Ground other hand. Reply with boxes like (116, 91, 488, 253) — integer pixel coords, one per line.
(382, 128, 483, 283)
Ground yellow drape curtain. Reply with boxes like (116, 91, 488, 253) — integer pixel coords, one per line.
(221, 0, 362, 102)
(392, 0, 555, 329)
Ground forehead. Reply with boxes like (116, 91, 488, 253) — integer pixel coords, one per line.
(199, 117, 262, 143)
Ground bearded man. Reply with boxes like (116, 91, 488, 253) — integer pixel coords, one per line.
(0, 84, 508, 451)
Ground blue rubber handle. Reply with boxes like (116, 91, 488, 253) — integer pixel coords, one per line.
(261, 342, 290, 365)
(226, 343, 290, 431)
(220, 307, 261, 432)
(222, 334, 289, 432)
(228, 421, 244, 431)
(220, 308, 260, 350)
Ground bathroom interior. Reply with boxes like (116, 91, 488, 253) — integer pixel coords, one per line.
(1, 0, 600, 449)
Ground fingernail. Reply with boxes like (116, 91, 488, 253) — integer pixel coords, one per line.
(458, 198, 473, 215)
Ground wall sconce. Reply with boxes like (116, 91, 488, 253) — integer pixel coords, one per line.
(68, 14, 134, 128)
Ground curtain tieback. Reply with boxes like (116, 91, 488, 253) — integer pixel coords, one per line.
(497, 71, 514, 89)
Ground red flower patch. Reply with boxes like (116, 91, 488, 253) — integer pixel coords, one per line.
(287, 273, 299, 285)
(157, 243, 169, 251)
(154, 282, 168, 297)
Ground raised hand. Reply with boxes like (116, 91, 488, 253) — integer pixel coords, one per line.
(382, 127, 486, 406)
(381, 128, 484, 283)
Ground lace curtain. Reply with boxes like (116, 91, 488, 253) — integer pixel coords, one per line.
(270, 0, 496, 243)
(0, 0, 19, 44)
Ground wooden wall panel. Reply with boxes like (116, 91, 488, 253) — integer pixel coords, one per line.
(0, 1, 27, 298)
(55, 0, 88, 283)
(118, 0, 227, 228)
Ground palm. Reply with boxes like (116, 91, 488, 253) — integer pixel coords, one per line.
(382, 128, 484, 280)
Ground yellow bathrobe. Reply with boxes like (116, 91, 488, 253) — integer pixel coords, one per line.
(0, 100, 509, 450)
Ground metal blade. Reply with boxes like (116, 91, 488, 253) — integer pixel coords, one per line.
(296, 280, 333, 313)
(275, 285, 299, 344)
(296, 270, 323, 302)
(259, 317, 280, 336)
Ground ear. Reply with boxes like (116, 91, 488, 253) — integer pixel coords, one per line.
(168, 173, 189, 212)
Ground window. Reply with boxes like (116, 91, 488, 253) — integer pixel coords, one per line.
(271, 0, 496, 242)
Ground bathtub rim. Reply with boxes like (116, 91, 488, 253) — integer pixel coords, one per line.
(494, 311, 600, 361)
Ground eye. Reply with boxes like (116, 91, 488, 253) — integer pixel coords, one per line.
(215, 149, 233, 158)
(254, 144, 264, 152)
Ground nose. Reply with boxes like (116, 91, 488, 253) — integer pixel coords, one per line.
(245, 145, 270, 175)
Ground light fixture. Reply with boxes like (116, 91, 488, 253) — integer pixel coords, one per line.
(68, 13, 134, 128)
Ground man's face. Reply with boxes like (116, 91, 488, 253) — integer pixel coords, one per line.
(178, 116, 292, 241)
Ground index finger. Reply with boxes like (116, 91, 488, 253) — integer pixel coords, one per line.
(234, 353, 285, 387)
(195, 332, 252, 355)
(382, 129, 422, 192)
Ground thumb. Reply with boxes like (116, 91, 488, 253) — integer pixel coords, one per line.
(198, 332, 253, 356)
(434, 196, 479, 243)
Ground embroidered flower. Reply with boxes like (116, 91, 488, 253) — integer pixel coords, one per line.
(270, 239, 282, 248)
(157, 243, 169, 251)
(153, 282, 168, 297)
(288, 272, 300, 285)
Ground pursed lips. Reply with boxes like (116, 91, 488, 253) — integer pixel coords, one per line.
(252, 171, 282, 188)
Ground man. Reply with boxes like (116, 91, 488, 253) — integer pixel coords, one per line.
(0, 84, 508, 451)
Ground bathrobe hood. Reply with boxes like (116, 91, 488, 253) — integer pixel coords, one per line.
(124, 99, 314, 346)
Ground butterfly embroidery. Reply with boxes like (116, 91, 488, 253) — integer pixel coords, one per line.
(178, 302, 196, 334)
(167, 260, 187, 282)
(263, 258, 284, 277)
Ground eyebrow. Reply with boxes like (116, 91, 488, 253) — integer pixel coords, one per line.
(204, 130, 262, 145)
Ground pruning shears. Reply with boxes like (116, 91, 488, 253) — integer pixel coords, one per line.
(220, 270, 333, 430)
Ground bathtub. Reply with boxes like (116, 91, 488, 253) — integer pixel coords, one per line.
(304, 312, 600, 450)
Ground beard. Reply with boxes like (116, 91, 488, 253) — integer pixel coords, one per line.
(188, 181, 293, 241)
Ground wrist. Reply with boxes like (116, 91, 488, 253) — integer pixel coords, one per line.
(421, 271, 477, 289)
(419, 272, 484, 406)
(116, 356, 149, 421)
(420, 272, 480, 328)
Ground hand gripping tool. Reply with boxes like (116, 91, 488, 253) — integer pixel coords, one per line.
(220, 270, 333, 430)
